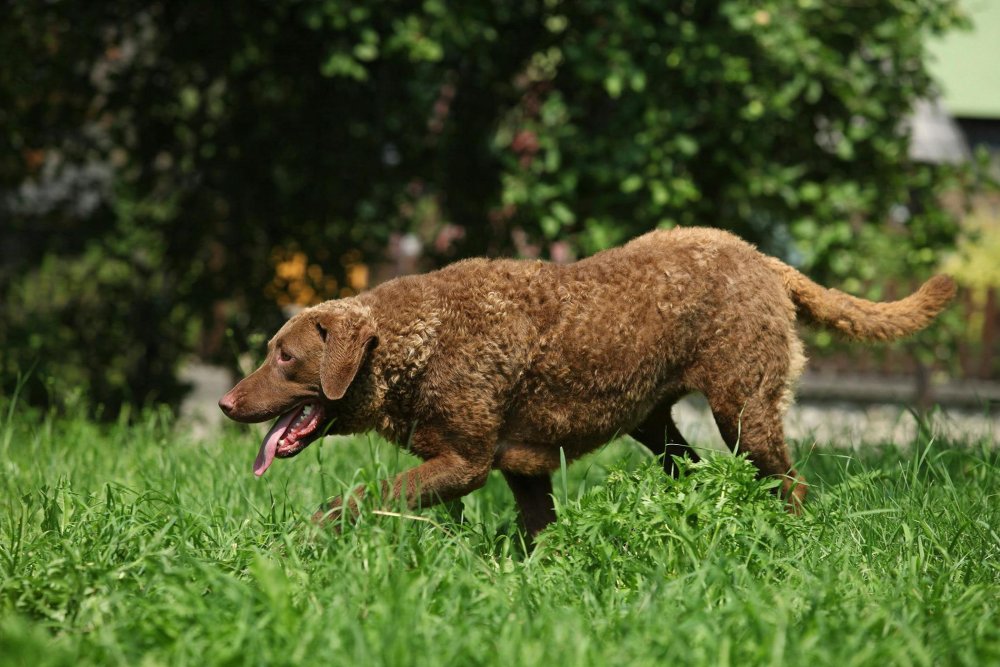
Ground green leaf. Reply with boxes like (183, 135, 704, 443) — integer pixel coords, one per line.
(540, 215, 561, 238)
(353, 43, 379, 62)
(620, 174, 643, 194)
(604, 73, 624, 99)
(675, 134, 698, 157)
(551, 201, 575, 225)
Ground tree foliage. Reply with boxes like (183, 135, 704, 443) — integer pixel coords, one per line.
(0, 0, 972, 412)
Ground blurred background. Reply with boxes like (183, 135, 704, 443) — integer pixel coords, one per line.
(1, 0, 997, 429)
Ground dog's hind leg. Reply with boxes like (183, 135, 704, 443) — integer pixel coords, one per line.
(704, 386, 807, 513)
(502, 471, 556, 540)
(630, 396, 700, 477)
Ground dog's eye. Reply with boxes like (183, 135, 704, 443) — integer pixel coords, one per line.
(278, 350, 293, 363)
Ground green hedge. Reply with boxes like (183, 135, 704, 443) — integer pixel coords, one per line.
(0, 0, 974, 412)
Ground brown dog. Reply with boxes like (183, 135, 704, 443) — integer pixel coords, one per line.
(219, 227, 955, 536)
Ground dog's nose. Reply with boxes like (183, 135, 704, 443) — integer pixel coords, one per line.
(219, 393, 236, 416)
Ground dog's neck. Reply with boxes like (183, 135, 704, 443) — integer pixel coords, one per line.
(331, 309, 442, 445)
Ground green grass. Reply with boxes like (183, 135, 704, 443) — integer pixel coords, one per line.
(1, 400, 998, 666)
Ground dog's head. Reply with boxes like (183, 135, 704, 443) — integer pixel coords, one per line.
(219, 303, 377, 476)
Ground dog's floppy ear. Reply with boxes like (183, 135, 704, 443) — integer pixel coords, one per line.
(316, 312, 377, 401)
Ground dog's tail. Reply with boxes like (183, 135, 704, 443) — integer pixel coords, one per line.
(765, 257, 957, 342)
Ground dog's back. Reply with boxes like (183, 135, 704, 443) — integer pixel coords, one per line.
(485, 228, 795, 463)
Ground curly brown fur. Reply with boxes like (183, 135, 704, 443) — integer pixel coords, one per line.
(220, 227, 955, 537)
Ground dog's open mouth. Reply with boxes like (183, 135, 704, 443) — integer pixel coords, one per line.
(253, 402, 327, 477)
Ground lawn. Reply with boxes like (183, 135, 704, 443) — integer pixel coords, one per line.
(1, 398, 998, 666)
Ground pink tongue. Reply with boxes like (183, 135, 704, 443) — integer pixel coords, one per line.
(253, 410, 298, 477)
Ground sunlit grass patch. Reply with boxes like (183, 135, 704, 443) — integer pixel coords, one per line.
(1, 402, 998, 665)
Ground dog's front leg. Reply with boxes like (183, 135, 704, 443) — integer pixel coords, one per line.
(313, 453, 491, 525)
